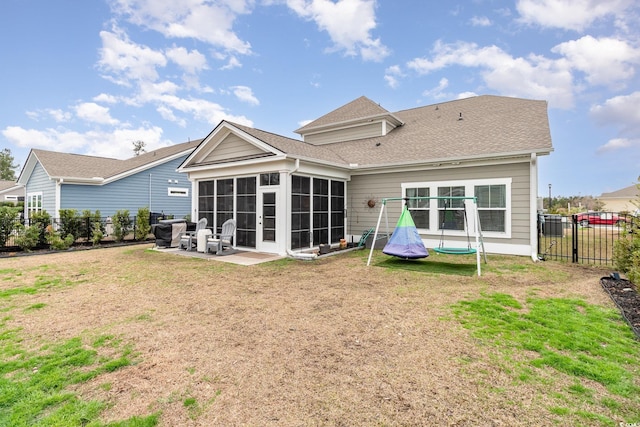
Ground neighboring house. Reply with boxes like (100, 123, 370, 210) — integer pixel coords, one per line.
(178, 95, 553, 259)
(599, 184, 639, 213)
(17, 140, 201, 221)
(0, 180, 24, 204)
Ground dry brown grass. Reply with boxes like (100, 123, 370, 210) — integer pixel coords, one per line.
(0, 245, 625, 426)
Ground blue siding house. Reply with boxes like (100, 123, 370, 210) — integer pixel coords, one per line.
(17, 140, 200, 221)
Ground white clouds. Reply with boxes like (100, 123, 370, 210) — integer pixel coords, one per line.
(98, 29, 167, 85)
(232, 86, 259, 106)
(47, 109, 73, 122)
(422, 78, 450, 99)
(75, 103, 120, 126)
(591, 92, 640, 127)
(286, 0, 389, 61)
(516, 0, 634, 31)
(2, 127, 64, 150)
(165, 46, 209, 74)
(407, 40, 575, 108)
(384, 65, 403, 89)
(220, 56, 242, 71)
(470, 16, 492, 27)
(93, 93, 119, 104)
(591, 92, 640, 152)
(158, 94, 254, 127)
(95, 25, 255, 133)
(26, 109, 73, 123)
(596, 138, 637, 152)
(2, 124, 169, 159)
(457, 91, 479, 100)
(552, 36, 640, 87)
(109, 0, 253, 54)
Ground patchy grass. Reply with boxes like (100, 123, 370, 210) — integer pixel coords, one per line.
(0, 245, 638, 426)
(452, 293, 640, 425)
(0, 272, 158, 426)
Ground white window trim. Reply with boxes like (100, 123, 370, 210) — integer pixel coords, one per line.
(401, 178, 512, 239)
(26, 191, 43, 217)
(168, 187, 189, 197)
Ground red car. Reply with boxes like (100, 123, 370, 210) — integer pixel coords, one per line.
(575, 212, 628, 226)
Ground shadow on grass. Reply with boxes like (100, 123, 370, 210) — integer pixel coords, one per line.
(374, 257, 477, 276)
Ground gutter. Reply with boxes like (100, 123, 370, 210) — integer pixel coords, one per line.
(51, 176, 104, 184)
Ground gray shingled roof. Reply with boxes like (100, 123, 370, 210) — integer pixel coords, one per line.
(227, 95, 552, 169)
(32, 139, 202, 180)
(229, 123, 349, 165)
(601, 184, 639, 198)
(0, 180, 19, 191)
(295, 96, 398, 133)
(326, 95, 552, 167)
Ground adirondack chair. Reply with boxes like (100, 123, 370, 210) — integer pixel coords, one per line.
(206, 219, 236, 255)
(178, 217, 207, 251)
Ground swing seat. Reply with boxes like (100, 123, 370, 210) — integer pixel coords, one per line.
(433, 247, 476, 255)
(383, 206, 429, 259)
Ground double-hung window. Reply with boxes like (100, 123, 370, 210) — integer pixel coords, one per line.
(405, 187, 429, 229)
(475, 184, 506, 232)
(401, 178, 510, 237)
(437, 186, 465, 231)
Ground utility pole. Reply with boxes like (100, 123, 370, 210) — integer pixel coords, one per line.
(548, 184, 552, 212)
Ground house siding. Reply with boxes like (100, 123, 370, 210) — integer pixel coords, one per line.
(60, 156, 191, 218)
(346, 161, 531, 250)
(1, 187, 24, 202)
(26, 163, 56, 215)
(202, 133, 265, 163)
(305, 122, 382, 145)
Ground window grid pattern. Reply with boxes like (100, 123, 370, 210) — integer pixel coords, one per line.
(291, 175, 311, 250)
(330, 180, 345, 243)
(236, 177, 256, 248)
(405, 187, 430, 229)
(438, 186, 466, 231)
(475, 184, 506, 232)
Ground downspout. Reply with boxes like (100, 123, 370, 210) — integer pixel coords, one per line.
(530, 153, 539, 262)
(192, 178, 197, 221)
(149, 174, 152, 213)
(286, 159, 317, 260)
(55, 178, 62, 220)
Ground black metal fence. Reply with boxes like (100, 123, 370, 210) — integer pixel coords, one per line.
(537, 212, 637, 265)
(1, 213, 170, 251)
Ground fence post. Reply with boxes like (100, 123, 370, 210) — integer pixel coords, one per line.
(571, 214, 578, 263)
(537, 214, 542, 256)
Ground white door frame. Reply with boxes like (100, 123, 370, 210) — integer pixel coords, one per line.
(257, 187, 280, 253)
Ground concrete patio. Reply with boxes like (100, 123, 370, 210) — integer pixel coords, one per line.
(153, 246, 285, 266)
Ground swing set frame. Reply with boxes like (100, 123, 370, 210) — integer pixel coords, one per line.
(366, 196, 487, 276)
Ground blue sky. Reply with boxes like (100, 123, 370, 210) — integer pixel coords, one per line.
(1, 0, 639, 198)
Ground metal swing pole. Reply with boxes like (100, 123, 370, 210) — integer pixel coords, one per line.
(471, 199, 481, 276)
(366, 199, 387, 266)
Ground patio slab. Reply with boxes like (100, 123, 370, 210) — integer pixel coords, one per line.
(153, 246, 284, 266)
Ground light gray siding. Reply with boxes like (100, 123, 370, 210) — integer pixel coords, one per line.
(203, 133, 265, 163)
(26, 163, 56, 215)
(60, 156, 191, 218)
(305, 122, 383, 145)
(346, 161, 531, 247)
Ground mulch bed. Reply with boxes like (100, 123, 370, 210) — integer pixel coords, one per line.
(600, 276, 640, 339)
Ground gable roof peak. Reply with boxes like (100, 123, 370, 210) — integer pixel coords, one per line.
(21, 139, 200, 184)
(295, 96, 396, 134)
